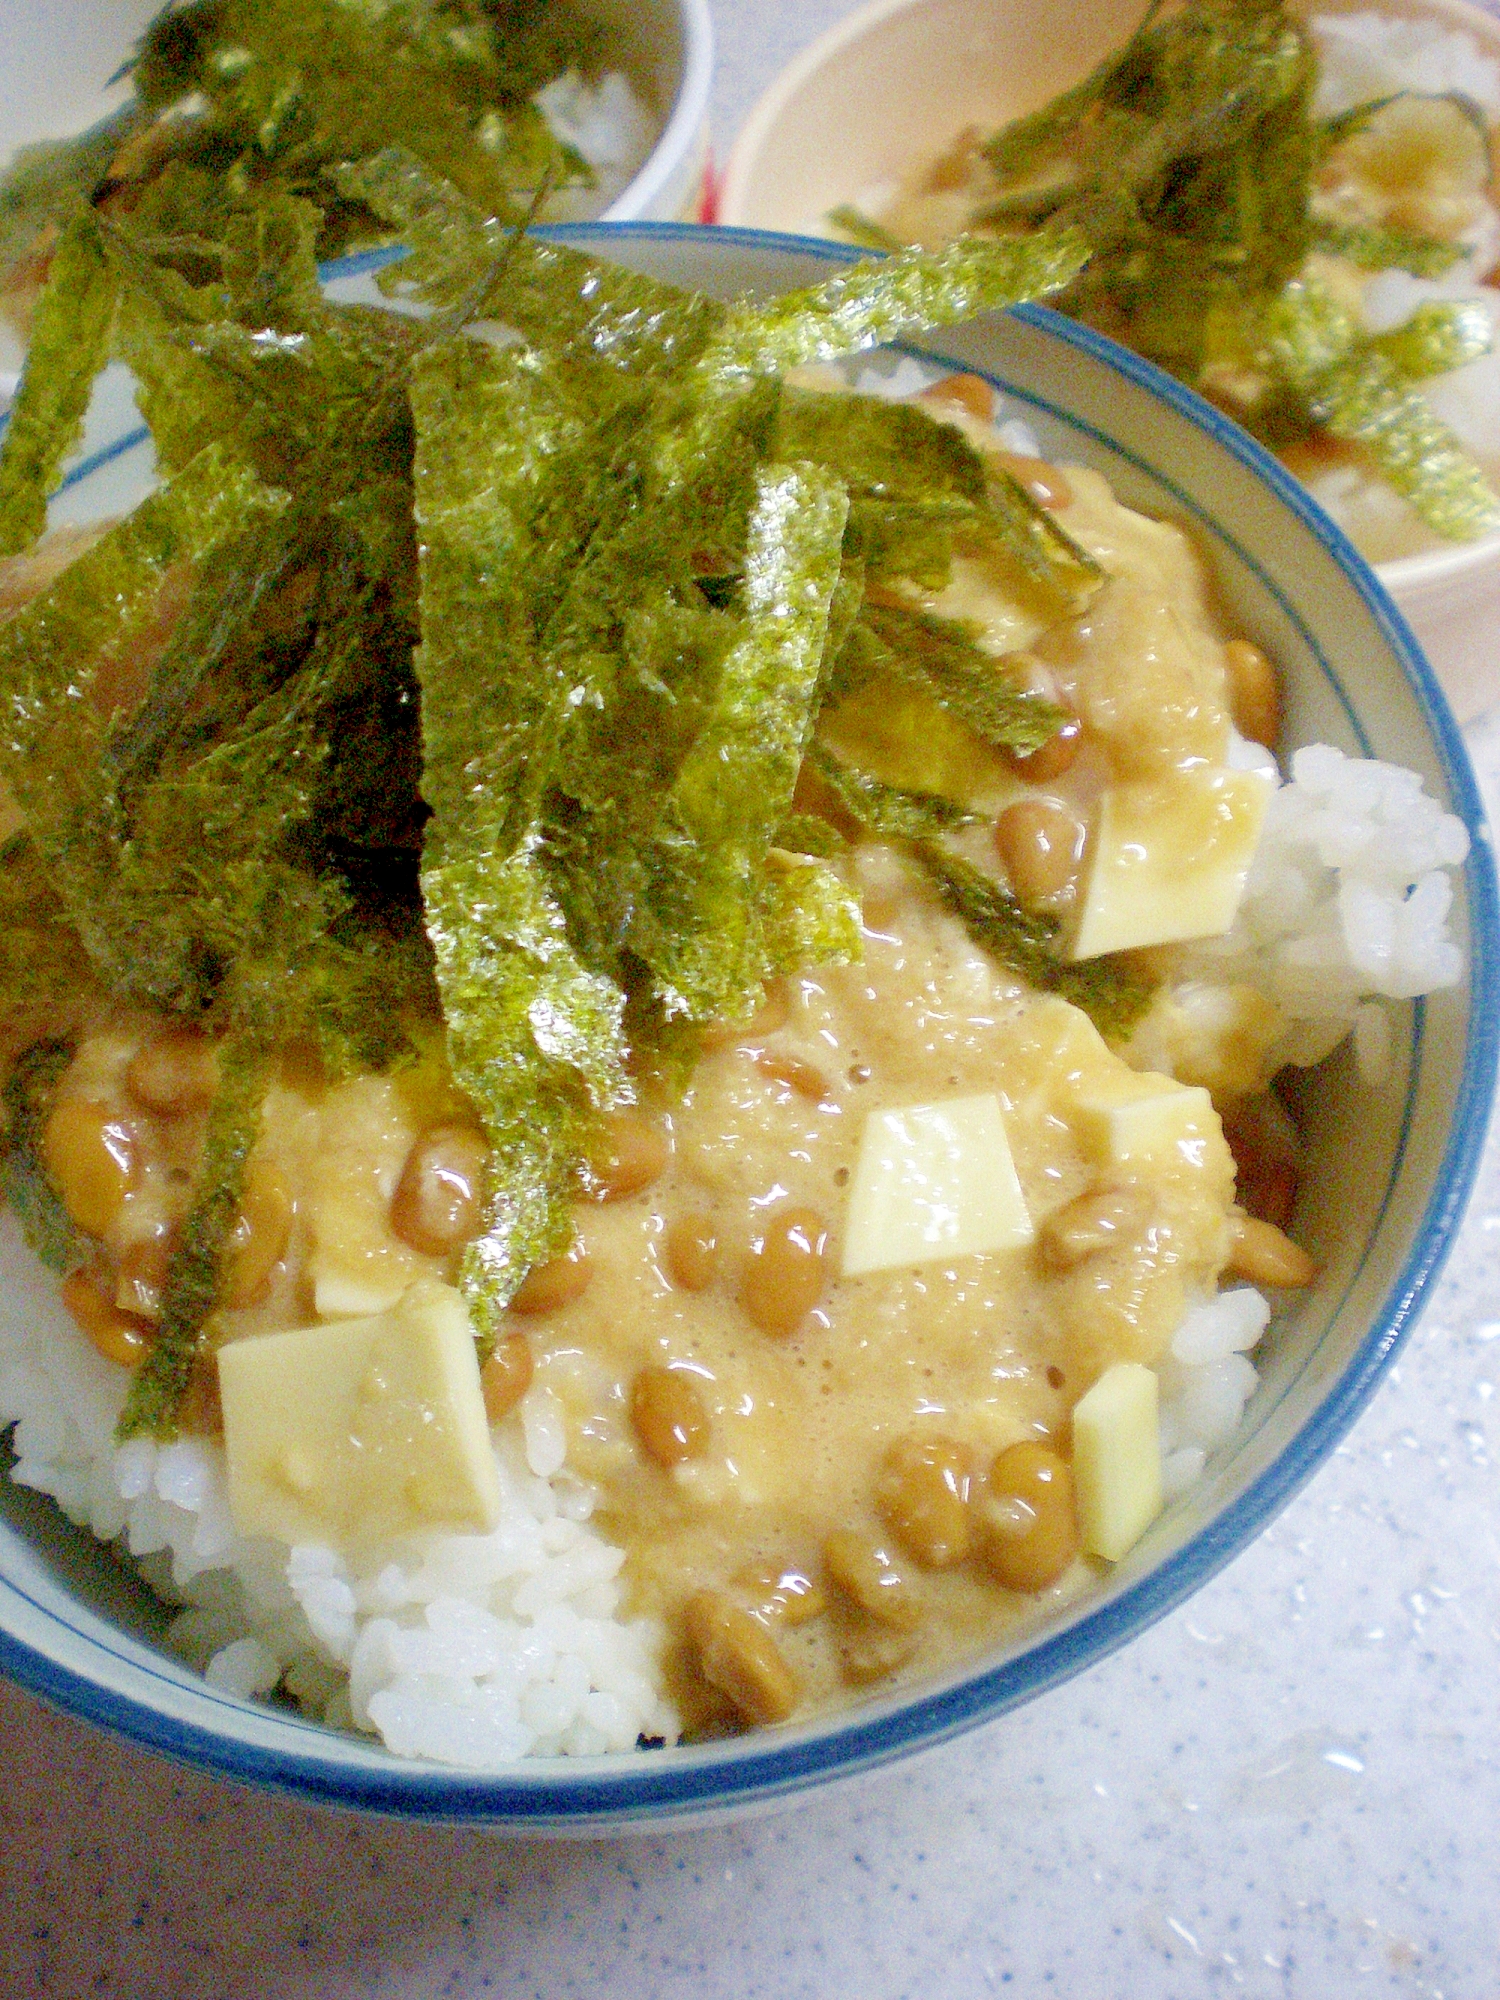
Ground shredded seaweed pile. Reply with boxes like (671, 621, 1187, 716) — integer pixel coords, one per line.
(0, 0, 615, 319)
(0, 151, 1145, 1436)
(836, 0, 1500, 541)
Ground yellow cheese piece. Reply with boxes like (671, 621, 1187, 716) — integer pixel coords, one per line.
(1070, 766, 1273, 960)
(1072, 1079, 1218, 1170)
(218, 1280, 501, 1547)
(304, 1076, 438, 1319)
(842, 1093, 1033, 1277)
(1072, 1361, 1164, 1561)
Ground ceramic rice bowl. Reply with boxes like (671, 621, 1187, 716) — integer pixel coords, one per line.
(0, 223, 1493, 1831)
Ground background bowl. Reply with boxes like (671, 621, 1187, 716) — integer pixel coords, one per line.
(0, 0, 714, 373)
(717, 0, 1500, 725)
(0, 222, 1495, 1831)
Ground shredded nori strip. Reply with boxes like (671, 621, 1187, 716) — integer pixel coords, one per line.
(1368, 299, 1495, 382)
(1267, 280, 1500, 541)
(0, 1039, 84, 1276)
(839, 600, 1070, 755)
(0, 835, 93, 1024)
(1308, 218, 1466, 280)
(117, 1041, 268, 1440)
(825, 206, 908, 256)
(630, 462, 852, 1021)
(913, 843, 1155, 1037)
(0, 213, 118, 555)
(698, 228, 1093, 382)
(808, 742, 978, 843)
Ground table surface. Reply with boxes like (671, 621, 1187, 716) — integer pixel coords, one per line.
(5, 6, 1500, 1995)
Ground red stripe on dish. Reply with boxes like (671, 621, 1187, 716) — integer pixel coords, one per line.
(698, 154, 721, 225)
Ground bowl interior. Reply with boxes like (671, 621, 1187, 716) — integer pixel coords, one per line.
(0, 223, 1494, 1830)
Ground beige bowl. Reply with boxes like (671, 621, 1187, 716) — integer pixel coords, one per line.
(718, 0, 1500, 722)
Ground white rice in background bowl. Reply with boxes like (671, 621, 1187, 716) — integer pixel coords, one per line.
(1295, 10, 1500, 576)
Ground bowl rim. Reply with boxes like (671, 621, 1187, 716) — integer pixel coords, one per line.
(599, 0, 714, 223)
(715, 0, 1500, 593)
(2, 219, 1496, 1828)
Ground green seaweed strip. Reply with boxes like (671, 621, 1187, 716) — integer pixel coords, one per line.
(427, 836, 628, 1340)
(348, 153, 1087, 394)
(107, 0, 603, 260)
(821, 554, 867, 693)
(339, 149, 722, 374)
(105, 248, 267, 484)
(980, 1, 1166, 181)
(1267, 280, 1500, 539)
(629, 461, 851, 1021)
(1318, 357, 1500, 538)
(0, 108, 138, 276)
(851, 602, 1068, 754)
(1369, 299, 1494, 381)
(117, 1041, 266, 1440)
(760, 856, 863, 975)
(778, 387, 987, 504)
(1309, 218, 1465, 280)
(697, 227, 1092, 379)
(100, 503, 325, 804)
(981, 467, 1103, 616)
(912, 840, 1059, 984)
(914, 842, 1154, 1036)
(0, 1039, 84, 1276)
(808, 741, 977, 841)
(103, 209, 420, 489)
(0, 447, 291, 980)
(0, 835, 92, 1020)
(827, 205, 909, 254)
(410, 336, 633, 1332)
(0, 212, 118, 555)
(960, 0, 1500, 539)
(774, 812, 849, 859)
(408, 336, 598, 831)
(109, 671, 350, 1021)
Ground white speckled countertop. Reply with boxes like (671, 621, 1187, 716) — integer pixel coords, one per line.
(4, 7, 1500, 1994)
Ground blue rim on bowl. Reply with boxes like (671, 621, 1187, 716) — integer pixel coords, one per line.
(1, 222, 1495, 1830)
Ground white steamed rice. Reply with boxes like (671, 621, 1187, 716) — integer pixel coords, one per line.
(533, 68, 660, 221)
(0, 1196, 1276, 1760)
(0, 1231, 675, 1766)
(1184, 742, 1470, 1082)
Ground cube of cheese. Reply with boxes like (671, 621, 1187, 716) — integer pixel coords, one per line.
(1072, 1079, 1218, 1170)
(1070, 766, 1273, 960)
(218, 1280, 501, 1547)
(304, 1075, 438, 1319)
(1072, 1361, 1163, 1562)
(842, 1093, 1033, 1278)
